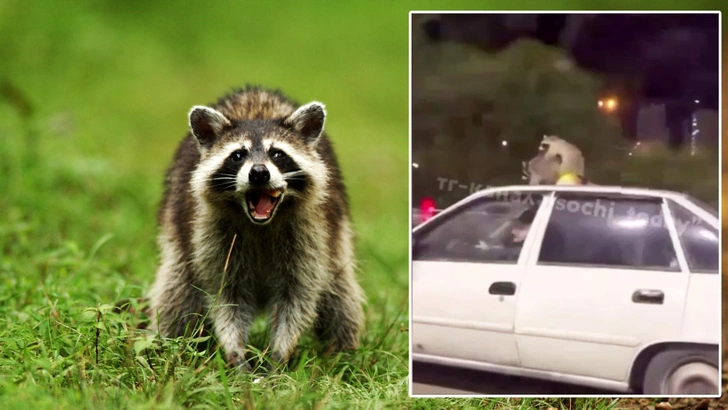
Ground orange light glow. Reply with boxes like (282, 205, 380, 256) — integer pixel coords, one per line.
(598, 98, 618, 113)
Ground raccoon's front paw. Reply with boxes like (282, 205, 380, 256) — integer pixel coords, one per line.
(226, 351, 252, 372)
(261, 360, 278, 375)
(268, 351, 292, 372)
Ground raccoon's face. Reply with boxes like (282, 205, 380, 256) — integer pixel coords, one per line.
(188, 102, 328, 225)
(539, 135, 562, 153)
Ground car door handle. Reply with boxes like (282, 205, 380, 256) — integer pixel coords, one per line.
(632, 289, 664, 305)
(489, 282, 516, 296)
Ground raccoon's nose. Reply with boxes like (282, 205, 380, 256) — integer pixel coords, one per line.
(249, 164, 270, 184)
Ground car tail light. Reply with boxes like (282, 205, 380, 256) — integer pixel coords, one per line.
(420, 197, 436, 223)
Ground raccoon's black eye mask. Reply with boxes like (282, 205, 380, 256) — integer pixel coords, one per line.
(269, 148, 284, 160)
(231, 149, 246, 162)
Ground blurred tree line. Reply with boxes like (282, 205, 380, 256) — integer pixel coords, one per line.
(411, 15, 719, 210)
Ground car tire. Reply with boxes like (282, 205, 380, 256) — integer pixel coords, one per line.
(642, 348, 719, 395)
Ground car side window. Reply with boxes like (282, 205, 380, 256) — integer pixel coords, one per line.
(538, 194, 679, 271)
(668, 201, 719, 273)
(413, 192, 544, 264)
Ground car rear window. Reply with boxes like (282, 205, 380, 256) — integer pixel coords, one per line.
(668, 200, 719, 273)
(538, 194, 680, 271)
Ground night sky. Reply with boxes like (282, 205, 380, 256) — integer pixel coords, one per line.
(422, 13, 719, 109)
(569, 14, 719, 109)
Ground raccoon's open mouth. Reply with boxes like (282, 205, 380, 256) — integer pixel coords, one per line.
(245, 189, 284, 223)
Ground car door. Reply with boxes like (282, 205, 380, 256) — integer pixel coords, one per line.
(514, 192, 690, 383)
(412, 190, 549, 367)
(667, 199, 720, 344)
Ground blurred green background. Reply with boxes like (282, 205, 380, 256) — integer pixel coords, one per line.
(0, 1, 422, 408)
(0, 0, 725, 409)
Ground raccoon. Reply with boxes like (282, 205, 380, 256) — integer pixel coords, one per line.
(146, 85, 365, 370)
(538, 135, 585, 175)
(523, 135, 592, 185)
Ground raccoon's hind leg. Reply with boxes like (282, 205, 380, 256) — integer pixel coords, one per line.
(313, 266, 365, 353)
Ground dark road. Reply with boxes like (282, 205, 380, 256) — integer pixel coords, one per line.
(411, 361, 625, 395)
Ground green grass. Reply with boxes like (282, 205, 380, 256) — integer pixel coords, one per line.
(0, 2, 414, 408)
(0, 1, 721, 409)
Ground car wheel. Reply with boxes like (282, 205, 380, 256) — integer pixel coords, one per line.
(642, 348, 719, 395)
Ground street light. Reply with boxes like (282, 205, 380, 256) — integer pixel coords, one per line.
(598, 98, 618, 113)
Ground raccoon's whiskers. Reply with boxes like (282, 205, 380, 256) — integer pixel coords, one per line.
(281, 170, 305, 178)
(283, 170, 306, 185)
(212, 173, 239, 180)
(215, 183, 238, 191)
(211, 174, 239, 190)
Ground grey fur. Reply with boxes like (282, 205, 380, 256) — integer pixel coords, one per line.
(146, 86, 365, 370)
(525, 153, 560, 185)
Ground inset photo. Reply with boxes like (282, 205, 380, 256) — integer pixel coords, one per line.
(409, 11, 721, 397)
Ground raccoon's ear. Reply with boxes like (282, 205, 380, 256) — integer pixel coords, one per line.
(284, 102, 326, 145)
(188, 106, 232, 149)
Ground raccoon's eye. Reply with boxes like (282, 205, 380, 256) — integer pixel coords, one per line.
(231, 150, 245, 162)
(269, 148, 284, 159)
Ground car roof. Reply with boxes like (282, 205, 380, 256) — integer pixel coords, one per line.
(467, 184, 687, 201)
(414, 184, 718, 232)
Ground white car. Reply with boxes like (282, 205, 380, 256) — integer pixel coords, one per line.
(411, 185, 720, 395)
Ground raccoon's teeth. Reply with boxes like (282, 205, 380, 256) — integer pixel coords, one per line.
(267, 190, 283, 198)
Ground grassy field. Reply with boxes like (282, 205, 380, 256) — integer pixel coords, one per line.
(0, 2, 416, 409)
(0, 1, 723, 410)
